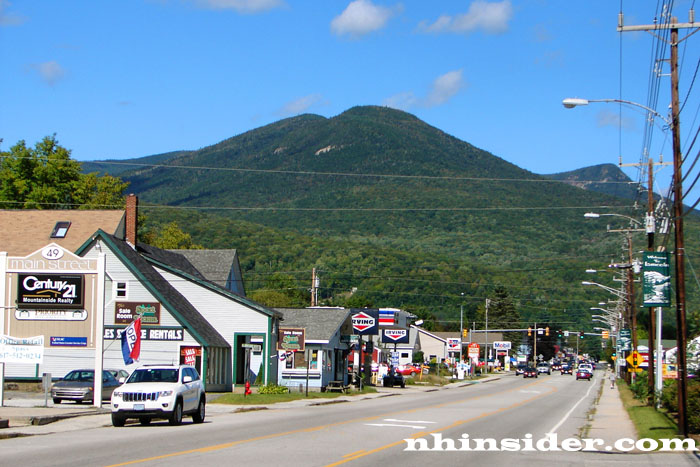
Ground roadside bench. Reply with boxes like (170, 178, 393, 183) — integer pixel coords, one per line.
(325, 380, 349, 393)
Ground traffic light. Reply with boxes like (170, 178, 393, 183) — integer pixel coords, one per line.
(579, 331, 585, 339)
(557, 329, 562, 338)
(528, 327, 532, 336)
(545, 327, 549, 336)
(463, 328, 468, 338)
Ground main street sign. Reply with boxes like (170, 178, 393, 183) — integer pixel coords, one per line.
(351, 309, 379, 335)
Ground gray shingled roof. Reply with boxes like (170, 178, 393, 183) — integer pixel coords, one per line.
(172, 249, 245, 296)
(274, 308, 351, 342)
(81, 231, 229, 348)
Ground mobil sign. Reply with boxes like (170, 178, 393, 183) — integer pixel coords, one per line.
(493, 341, 511, 351)
(381, 328, 409, 344)
(351, 309, 379, 335)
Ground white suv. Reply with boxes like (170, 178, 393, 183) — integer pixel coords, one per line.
(111, 364, 206, 427)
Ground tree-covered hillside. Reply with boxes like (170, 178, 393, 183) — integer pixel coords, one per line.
(82, 106, 700, 344)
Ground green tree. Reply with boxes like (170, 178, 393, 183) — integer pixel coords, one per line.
(0, 135, 128, 209)
(487, 286, 521, 348)
(145, 221, 203, 249)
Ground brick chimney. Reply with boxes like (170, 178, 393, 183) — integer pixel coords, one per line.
(125, 194, 138, 247)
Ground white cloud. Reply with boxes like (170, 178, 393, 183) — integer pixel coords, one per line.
(279, 94, 324, 116)
(383, 70, 465, 110)
(420, 0, 512, 35)
(331, 0, 395, 38)
(0, 0, 26, 26)
(597, 109, 636, 131)
(425, 70, 464, 107)
(191, 0, 284, 13)
(29, 61, 66, 86)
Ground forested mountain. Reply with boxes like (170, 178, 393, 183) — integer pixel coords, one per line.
(83, 106, 698, 346)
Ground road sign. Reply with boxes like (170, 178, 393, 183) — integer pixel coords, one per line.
(626, 351, 642, 369)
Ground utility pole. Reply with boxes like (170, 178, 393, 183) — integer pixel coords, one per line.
(618, 11, 698, 437)
(310, 268, 319, 307)
(484, 299, 490, 371)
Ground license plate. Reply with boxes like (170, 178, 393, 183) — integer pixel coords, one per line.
(134, 404, 145, 411)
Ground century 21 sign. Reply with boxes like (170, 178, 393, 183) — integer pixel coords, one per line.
(17, 273, 84, 309)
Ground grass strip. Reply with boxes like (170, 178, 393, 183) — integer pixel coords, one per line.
(617, 380, 679, 441)
(212, 387, 377, 405)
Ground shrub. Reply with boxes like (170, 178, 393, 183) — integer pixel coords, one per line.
(258, 384, 289, 394)
(661, 379, 678, 413)
(687, 380, 700, 433)
(630, 371, 650, 403)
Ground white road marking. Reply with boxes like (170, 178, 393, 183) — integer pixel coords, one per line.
(383, 418, 436, 424)
(547, 376, 598, 435)
(365, 423, 427, 429)
(519, 390, 541, 394)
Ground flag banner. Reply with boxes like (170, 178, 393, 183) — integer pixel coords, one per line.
(121, 317, 141, 364)
(642, 251, 671, 307)
(378, 309, 395, 326)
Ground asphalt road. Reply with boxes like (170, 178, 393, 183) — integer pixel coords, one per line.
(2, 372, 698, 466)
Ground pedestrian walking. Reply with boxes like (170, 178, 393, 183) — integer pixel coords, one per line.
(609, 372, 616, 389)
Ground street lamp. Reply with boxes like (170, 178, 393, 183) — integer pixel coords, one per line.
(581, 281, 629, 302)
(562, 98, 672, 126)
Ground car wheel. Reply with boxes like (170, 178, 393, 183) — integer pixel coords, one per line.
(169, 400, 183, 426)
(111, 413, 126, 427)
(192, 398, 206, 424)
(139, 417, 151, 426)
(400, 382, 405, 389)
(53, 398, 61, 404)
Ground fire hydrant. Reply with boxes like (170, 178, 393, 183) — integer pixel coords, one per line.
(244, 381, 252, 396)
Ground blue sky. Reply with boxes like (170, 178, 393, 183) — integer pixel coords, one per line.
(2, 1, 699, 199)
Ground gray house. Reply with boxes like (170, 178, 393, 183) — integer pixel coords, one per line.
(274, 307, 353, 391)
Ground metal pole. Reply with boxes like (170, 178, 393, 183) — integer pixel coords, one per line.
(484, 299, 489, 371)
(460, 303, 463, 365)
(647, 158, 656, 399)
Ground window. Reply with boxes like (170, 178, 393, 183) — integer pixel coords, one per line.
(50, 221, 71, 238)
(116, 282, 127, 298)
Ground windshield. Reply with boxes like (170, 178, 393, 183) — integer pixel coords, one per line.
(127, 368, 179, 383)
(64, 370, 94, 382)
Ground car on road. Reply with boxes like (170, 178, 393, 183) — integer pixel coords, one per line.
(382, 368, 406, 388)
(515, 363, 527, 375)
(551, 361, 562, 371)
(51, 369, 123, 404)
(536, 362, 551, 375)
(560, 364, 573, 375)
(523, 366, 538, 378)
(110, 364, 206, 427)
(577, 363, 593, 373)
(576, 369, 593, 381)
(396, 364, 420, 376)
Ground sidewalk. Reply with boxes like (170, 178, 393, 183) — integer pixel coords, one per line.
(586, 371, 637, 446)
(0, 375, 499, 438)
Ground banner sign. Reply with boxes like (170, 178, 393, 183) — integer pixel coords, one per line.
(115, 302, 161, 325)
(50, 336, 88, 347)
(103, 326, 184, 341)
(15, 309, 87, 321)
(0, 334, 44, 364)
(351, 309, 379, 335)
(642, 252, 671, 307)
(381, 328, 409, 344)
(17, 274, 84, 309)
(278, 328, 305, 351)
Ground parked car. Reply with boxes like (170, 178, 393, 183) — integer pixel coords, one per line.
(110, 364, 206, 426)
(382, 368, 406, 388)
(536, 362, 551, 375)
(396, 364, 420, 376)
(108, 369, 130, 382)
(576, 369, 593, 381)
(51, 369, 123, 404)
(523, 366, 538, 378)
(560, 364, 573, 375)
